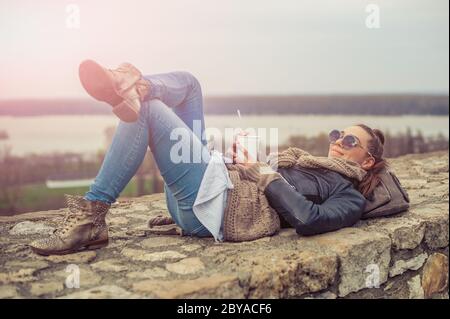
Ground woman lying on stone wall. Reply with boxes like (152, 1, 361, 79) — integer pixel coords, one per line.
(29, 60, 405, 256)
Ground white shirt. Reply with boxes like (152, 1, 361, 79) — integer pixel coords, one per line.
(192, 150, 234, 242)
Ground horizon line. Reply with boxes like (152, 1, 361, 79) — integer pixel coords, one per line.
(0, 92, 449, 101)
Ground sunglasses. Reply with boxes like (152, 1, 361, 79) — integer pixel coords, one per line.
(328, 129, 374, 158)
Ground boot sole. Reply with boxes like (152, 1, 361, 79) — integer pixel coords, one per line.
(31, 238, 109, 256)
(79, 60, 139, 122)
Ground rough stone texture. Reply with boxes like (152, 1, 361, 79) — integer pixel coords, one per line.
(59, 285, 139, 299)
(0, 285, 20, 299)
(0, 151, 448, 299)
(362, 217, 425, 250)
(389, 253, 428, 277)
(121, 248, 187, 262)
(126, 267, 169, 279)
(408, 275, 425, 299)
(44, 251, 97, 264)
(301, 228, 391, 297)
(90, 260, 128, 273)
(165, 257, 205, 275)
(214, 245, 338, 298)
(132, 274, 244, 298)
(410, 205, 449, 249)
(421, 253, 449, 298)
(9, 221, 55, 236)
(0, 269, 38, 284)
(30, 281, 64, 297)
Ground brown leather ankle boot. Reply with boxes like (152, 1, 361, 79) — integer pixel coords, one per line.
(29, 195, 110, 256)
(79, 60, 150, 122)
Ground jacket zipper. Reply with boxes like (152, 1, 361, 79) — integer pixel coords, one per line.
(279, 174, 296, 190)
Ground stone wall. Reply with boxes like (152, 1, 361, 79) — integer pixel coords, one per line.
(0, 151, 448, 299)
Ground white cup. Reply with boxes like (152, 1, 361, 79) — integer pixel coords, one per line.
(236, 135, 260, 163)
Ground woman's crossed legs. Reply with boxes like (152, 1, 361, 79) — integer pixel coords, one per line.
(85, 71, 212, 237)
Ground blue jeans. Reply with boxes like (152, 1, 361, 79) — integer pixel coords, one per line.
(85, 71, 212, 237)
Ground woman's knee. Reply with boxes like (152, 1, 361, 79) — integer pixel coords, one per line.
(145, 99, 171, 120)
(146, 98, 166, 110)
(176, 71, 202, 92)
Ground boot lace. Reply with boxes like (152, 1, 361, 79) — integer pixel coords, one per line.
(54, 195, 89, 236)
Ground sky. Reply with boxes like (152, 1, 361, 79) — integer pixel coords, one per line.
(0, 0, 448, 98)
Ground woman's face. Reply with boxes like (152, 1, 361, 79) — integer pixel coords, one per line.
(327, 125, 375, 170)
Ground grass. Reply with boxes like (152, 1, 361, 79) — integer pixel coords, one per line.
(0, 178, 156, 215)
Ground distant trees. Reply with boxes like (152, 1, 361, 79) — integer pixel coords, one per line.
(203, 95, 450, 115)
(0, 146, 25, 215)
(381, 129, 447, 157)
(429, 133, 449, 152)
(0, 131, 23, 214)
(0, 95, 448, 116)
(0, 130, 8, 140)
(285, 132, 330, 156)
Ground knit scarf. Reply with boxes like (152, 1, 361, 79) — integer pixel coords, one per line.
(267, 147, 367, 182)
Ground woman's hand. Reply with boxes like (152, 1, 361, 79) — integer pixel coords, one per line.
(226, 131, 256, 166)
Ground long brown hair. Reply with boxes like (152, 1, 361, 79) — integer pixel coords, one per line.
(356, 124, 388, 199)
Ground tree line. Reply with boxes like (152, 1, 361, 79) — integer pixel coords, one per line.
(281, 128, 449, 158)
(0, 94, 448, 116)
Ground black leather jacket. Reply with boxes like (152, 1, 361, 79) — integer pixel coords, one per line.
(264, 166, 366, 236)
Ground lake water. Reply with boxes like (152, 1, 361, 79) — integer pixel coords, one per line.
(0, 115, 448, 156)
